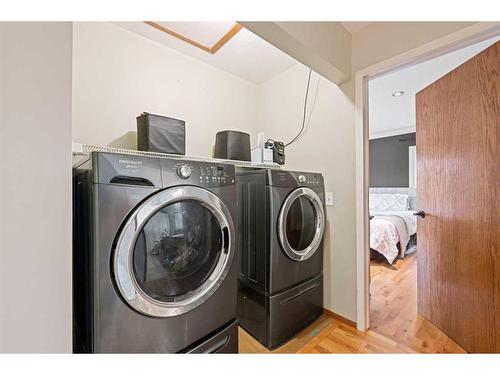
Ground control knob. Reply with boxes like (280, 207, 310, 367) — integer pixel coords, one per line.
(177, 164, 192, 179)
(298, 175, 306, 183)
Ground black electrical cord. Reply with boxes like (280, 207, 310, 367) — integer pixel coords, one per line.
(284, 68, 313, 147)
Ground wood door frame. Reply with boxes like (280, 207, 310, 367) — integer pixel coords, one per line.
(355, 22, 500, 332)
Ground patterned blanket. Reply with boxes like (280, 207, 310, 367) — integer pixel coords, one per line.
(370, 211, 417, 263)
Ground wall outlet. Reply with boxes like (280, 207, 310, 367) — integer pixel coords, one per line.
(325, 192, 333, 206)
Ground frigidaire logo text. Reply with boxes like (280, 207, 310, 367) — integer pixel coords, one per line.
(118, 159, 143, 165)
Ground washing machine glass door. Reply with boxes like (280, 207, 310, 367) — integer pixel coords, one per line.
(278, 187, 325, 261)
(114, 186, 234, 317)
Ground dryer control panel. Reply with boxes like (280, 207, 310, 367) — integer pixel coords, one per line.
(268, 169, 324, 188)
(161, 160, 236, 188)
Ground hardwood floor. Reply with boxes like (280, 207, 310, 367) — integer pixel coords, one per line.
(239, 254, 466, 353)
(239, 316, 416, 354)
(369, 254, 465, 353)
(238, 314, 334, 354)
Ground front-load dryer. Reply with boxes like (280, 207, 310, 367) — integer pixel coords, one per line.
(236, 168, 325, 349)
(73, 151, 238, 353)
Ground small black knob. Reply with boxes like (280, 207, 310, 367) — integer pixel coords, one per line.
(413, 210, 426, 218)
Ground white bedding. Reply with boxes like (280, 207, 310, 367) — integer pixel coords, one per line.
(371, 210, 417, 236)
(370, 210, 417, 263)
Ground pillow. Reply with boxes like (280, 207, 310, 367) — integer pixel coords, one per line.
(369, 193, 409, 212)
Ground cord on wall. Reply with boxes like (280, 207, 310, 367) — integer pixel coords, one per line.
(285, 68, 313, 147)
(267, 68, 320, 151)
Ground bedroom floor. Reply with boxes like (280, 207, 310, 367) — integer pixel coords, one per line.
(239, 254, 466, 353)
(369, 254, 465, 353)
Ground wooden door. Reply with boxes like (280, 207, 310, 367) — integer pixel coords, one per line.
(416, 41, 499, 353)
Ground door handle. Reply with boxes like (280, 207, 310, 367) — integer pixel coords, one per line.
(222, 227, 230, 253)
(414, 210, 426, 218)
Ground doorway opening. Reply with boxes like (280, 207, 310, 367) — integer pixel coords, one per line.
(361, 33, 500, 351)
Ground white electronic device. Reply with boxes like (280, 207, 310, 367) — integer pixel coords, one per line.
(251, 147, 274, 164)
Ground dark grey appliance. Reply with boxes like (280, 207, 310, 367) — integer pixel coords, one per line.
(236, 168, 325, 349)
(73, 151, 238, 353)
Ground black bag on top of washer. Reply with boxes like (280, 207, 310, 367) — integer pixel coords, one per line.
(136, 112, 186, 155)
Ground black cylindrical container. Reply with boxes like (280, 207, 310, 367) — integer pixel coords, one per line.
(213, 130, 251, 161)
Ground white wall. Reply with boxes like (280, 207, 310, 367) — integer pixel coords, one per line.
(257, 65, 357, 320)
(0, 22, 73, 352)
(72, 22, 259, 157)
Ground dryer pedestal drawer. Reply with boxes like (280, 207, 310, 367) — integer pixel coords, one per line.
(183, 319, 238, 353)
(268, 273, 323, 349)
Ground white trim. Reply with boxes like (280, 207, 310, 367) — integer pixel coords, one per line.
(369, 126, 415, 140)
(355, 21, 500, 332)
(355, 72, 370, 331)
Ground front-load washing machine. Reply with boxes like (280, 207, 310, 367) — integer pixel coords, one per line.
(73, 151, 238, 353)
(236, 168, 325, 349)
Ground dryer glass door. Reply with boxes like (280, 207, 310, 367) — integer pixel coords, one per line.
(114, 186, 234, 317)
(278, 187, 325, 261)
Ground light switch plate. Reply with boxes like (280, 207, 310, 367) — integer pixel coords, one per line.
(325, 192, 333, 206)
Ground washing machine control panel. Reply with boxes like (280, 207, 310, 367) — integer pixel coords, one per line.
(162, 160, 235, 187)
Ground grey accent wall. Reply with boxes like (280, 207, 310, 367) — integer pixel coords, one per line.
(369, 132, 416, 187)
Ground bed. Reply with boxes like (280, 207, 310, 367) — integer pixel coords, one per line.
(369, 188, 417, 264)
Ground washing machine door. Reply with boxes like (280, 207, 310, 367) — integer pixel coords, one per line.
(113, 186, 235, 317)
(278, 187, 325, 261)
